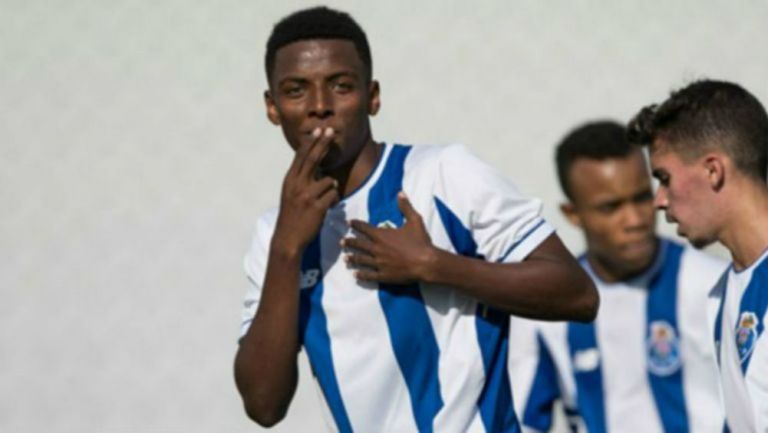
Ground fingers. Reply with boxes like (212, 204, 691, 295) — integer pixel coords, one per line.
(353, 269, 379, 282)
(297, 127, 334, 180)
(396, 191, 419, 222)
(341, 234, 375, 255)
(349, 219, 377, 239)
(306, 176, 338, 200)
(316, 184, 340, 210)
(344, 251, 377, 268)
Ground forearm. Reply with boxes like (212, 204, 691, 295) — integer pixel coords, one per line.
(422, 236, 598, 322)
(234, 245, 303, 426)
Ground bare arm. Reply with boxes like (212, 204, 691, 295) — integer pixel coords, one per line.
(234, 128, 338, 426)
(343, 192, 598, 322)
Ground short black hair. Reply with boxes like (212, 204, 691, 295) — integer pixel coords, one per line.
(556, 120, 641, 200)
(627, 79, 768, 180)
(265, 6, 372, 84)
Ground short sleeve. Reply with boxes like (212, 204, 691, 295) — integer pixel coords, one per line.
(433, 144, 554, 263)
(239, 210, 277, 339)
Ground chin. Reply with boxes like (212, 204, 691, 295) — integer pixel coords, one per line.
(688, 236, 715, 250)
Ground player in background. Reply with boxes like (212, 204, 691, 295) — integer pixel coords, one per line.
(233, 6, 598, 433)
(628, 80, 768, 433)
(509, 120, 726, 432)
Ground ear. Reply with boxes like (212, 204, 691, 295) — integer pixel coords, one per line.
(703, 153, 725, 191)
(560, 201, 583, 228)
(367, 80, 381, 116)
(264, 90, 281, 126)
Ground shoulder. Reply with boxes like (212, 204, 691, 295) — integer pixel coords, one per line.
(247, 208, 279, 248)
(400, 142, 476, 171)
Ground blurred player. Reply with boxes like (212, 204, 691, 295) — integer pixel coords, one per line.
(510, 121, 726, 432)
(629, 80, 768, 433)
(233, 6, 598, 432)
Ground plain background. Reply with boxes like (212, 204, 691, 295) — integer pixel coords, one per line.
(1, 1, 766, 432)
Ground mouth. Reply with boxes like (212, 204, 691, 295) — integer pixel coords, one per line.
(623, 238, 655, 256)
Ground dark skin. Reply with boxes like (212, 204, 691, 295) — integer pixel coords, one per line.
(559, 151, 658, 282)
(235, 38, 598, 427)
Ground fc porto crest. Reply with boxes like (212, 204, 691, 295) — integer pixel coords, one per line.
(647, 321, 682, 376)
(735, 311, 759, 362)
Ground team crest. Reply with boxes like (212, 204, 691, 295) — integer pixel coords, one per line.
(377, 220, 397, 229)
(735, 311, 759, 362)
(647, 321, 681, 376)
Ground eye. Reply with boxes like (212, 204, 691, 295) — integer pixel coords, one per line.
(596, 202, 620, 214)
(332, 80, 355, 93)
(281, 83, 305, 98)
(634, 190, 654, 203)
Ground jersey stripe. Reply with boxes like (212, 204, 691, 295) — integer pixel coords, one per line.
(368, 144, 444, 432)
(736, 260, 768, 372)
(299, 236, 353, 433)
(435, 195, 517, 432)
(646, 241, 689, 433)
(476, 308, 517, 432)
(523, 333, 560, 431)
(567, 320, 607, 433)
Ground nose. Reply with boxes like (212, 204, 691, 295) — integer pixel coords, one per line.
(624, 203, 648, 230)
(309, 86, 333, 119)
(653, 188, 668, 210)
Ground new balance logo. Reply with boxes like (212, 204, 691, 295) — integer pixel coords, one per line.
(301, 269, 320, 289)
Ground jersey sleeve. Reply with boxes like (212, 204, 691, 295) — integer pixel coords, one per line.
(432, 144, 553, 263)
(239, 211, 276, 339)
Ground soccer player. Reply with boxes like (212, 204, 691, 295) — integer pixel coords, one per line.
(509, 121, 727, 432)
(233, 6, 598, 432)
(628, 80, 768, 433)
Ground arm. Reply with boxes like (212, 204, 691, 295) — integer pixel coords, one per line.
(343, 192, 598, 322)
(234, 128, 338, 426)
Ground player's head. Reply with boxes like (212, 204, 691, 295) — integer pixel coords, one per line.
(628, 79, 768, 247)
(264, 6, 380, 171)
(556, 120, 657, 281)
(265, 6, 373, 84)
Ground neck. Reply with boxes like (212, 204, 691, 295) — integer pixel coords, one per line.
(324, 138, 381, 198)
(718, 181, 768, 270)
(586, 239, 659, 283)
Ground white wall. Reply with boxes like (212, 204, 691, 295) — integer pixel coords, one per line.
(1, 1, 766, 431)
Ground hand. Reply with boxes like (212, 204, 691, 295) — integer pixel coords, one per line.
(342, 192, 437, 284)
(273, 127, 340, 253)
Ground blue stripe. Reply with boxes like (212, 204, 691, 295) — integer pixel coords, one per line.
(712, 270, 729, 367)
(567, 321, 607, 433)
(476, 308, 518, 432)
(368, 144, 443, 432)
(434, 195, 517, 432)
(735, 258, 768, 373)
(498, 219, 546, 263)
(434, 197, 480, 258)
(522, 333, 560, 432)
(645, 241, 689, 433)
(298, 236, 353, 433)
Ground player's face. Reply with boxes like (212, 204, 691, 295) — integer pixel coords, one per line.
(265, 39, 380, 172)
(649, 140, 718, 248)
(564, 150, 657, 280)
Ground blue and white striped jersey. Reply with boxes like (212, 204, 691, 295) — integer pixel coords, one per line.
(509, 239, 727, 433)
(710, 249, 768, 433)
(241, 143, 554, 433)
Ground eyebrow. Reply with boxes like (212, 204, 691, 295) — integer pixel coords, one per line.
(278, 71, 360, 86)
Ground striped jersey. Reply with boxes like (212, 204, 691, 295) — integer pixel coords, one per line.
(509, 239, 727, 433)
(240, 143, 554, 433)
(710, 248, 768, 433)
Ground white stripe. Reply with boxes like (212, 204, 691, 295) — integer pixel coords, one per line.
(677, 248, 726, 433)
(598, 288, 663, 432)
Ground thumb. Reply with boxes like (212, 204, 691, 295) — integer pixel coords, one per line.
(397, 191, 419, 221)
